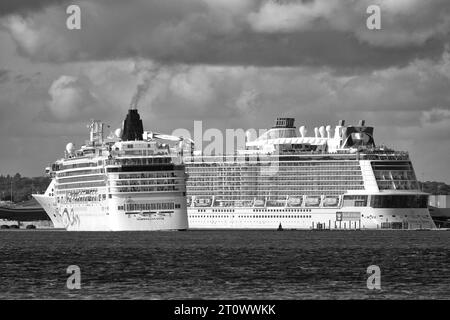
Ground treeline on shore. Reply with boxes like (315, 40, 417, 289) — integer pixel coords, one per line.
(420, 181, 450, 195)
(0, 173, 449, 204)
(0, 174, 51, 203)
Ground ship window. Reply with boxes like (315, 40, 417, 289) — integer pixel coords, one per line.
(370, 195, 428, 208)
(343, 195, 368, 207)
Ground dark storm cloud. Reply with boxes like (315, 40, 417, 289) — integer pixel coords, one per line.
(0, 0, 71, 17)
(151, 31, 443, 70)
(2, 0, 450, 70)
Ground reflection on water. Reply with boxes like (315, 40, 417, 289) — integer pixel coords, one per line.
(0, 230, 449, 299)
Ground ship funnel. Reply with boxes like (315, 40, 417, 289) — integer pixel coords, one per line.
(66, 142, 75, 154)
(314, 127, 319, 138)
(299, 126, 306, 138)
(122, 109, 144, 141)
(319, 126, 326, 138)
(114, 128, 122, 138)
(358, 120, 366, 126)
(338, 120, 345, 126)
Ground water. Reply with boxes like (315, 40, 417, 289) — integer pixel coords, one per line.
(0, 230, 449, 299)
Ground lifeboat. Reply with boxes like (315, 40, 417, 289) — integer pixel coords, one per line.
(305, 196, 321, 207)
(238, 201, 253, 207)
(253, 199, 265, 207)
(323, 196, 339, 207)
(235, 201, 244, 207)
(194, 197, 212, 207)
(287, 197, 302, 207)
(266, 200, 285, 207)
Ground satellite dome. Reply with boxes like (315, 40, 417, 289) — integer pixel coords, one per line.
(114, 128, 122, 138)
(66, 142, 75, 154)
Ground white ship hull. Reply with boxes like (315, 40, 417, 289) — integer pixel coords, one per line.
(34, 194, 188, 231)
(188, 206, 436, 230)
(33, 194, 65, 229)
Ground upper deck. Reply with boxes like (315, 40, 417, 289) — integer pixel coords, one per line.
(184, 150, 410, 163)
(244, 118, 380, 155)
(183, 118, 420, 195)
(48, 108, 185, 175)
(43, 109, 188, 196)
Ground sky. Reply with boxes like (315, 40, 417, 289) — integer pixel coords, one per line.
(0, 0, 449, 182)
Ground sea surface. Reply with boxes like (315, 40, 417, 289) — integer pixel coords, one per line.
(0, 230, 449, 299)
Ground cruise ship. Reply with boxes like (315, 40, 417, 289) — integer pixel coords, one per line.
(184, 119, 436, 230)
(33, 108, 189, 231)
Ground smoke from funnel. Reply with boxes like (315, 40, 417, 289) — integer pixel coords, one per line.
(130, 61, 161, 109)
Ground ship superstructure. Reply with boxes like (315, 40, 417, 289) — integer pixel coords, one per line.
(33, 109, 189, 231)
(184, 119, 435, 230)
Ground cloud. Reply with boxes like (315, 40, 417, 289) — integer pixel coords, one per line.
(235, 89, 260, 113)
(0, 0, 449, 70)
(45, 75, 100, 121)
(421, 108, 450, 125)
(0, 0, 71, 17)
(248, 0, 450, 48)
(248, 0, 337, 33)
(169, 67, 215, 105)
(3, 16, 41, 56)
(1, 52, 450, 180)
(358, 0, 450, 47)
